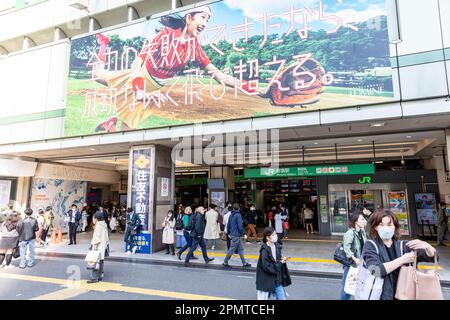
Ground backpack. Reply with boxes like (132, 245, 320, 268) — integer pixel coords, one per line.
(175, 215, 184, 231)
(185, 213, 196, 231)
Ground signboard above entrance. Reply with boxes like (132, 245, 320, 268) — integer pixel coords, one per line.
(244, 163, 375, 178)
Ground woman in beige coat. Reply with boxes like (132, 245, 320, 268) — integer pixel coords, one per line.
(204, 204, 221, 250)
(162, 210, 176, 255)
(87, 211, 109, 284)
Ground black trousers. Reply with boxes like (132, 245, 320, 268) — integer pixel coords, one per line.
(69, 223, 78, 244)
(90, 259, 104, 281)
(41, 227, 50, 243)
(166, 244, 175, 254)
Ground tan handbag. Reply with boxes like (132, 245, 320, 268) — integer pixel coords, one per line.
(395, 241, 443, 300)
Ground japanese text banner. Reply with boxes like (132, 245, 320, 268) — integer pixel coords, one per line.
(65, 0, 395, 136)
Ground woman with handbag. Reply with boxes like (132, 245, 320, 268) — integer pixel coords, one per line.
(0, 212, 20, 268)
(162, 210, 176, 255)
(87, 211, 109, 284)
(256, 227, 291, 300)
(360, 209, 438, 300)
(339, 210, 367, 300)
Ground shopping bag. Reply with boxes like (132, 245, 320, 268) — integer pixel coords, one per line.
(355, 240, 384, 300)
(395, 241, 443, 300)
(344, 266, 359, 296)
(85, 250, 101, 270)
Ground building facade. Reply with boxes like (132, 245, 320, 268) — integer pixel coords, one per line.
(0, 0, 449, 252)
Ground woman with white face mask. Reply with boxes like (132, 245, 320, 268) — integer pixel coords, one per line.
(256, 227, 291, 300)
(361, 209, 438, 300)
(162, 210, 176, 255)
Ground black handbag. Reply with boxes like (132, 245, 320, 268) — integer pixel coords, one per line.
(12, 246, 20, 259)
(333, 243, 353, 267)
(105, 244, 110, 257)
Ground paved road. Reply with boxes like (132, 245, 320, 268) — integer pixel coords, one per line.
(0, 256, 449, 300)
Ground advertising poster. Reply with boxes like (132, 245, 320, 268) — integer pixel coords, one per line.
(388, 191, 409, 236)
(415, 193, 437, 225)
(211, 191, 226, 208)
(130, 148, 153, 231)
(65, 0, 395, 136)
(319, 195, 328, 223)
(30, 179, 87, 232)
(0, 180, 11, 207)
(125, 232, 152, 254)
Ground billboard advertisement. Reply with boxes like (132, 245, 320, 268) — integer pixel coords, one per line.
(415, 193, 437, 225)
(65, 0, 395, 136)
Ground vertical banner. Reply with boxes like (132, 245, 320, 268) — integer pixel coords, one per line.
(320, 195, 328, 223)
(388, 191, 409, 236)
(129, 147, 154, 254)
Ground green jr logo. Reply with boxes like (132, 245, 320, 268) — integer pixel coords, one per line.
(358, 176, 372, 184)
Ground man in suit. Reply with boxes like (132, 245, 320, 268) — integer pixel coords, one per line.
(66, 204, 81, 245)
(124, 207, 141, 255)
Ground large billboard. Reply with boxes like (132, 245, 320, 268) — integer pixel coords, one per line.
(65, 0, 395, 137)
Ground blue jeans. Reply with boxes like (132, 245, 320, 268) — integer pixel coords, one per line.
(178, 231, 192, 255)
(274, 285, 287, 300)
(340, 265, 352, 300)
(19, 239, 35, 268)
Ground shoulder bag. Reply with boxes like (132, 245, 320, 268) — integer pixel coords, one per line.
(395, 241, 443, 300)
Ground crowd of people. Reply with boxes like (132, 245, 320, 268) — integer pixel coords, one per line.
(0, 199, 447, 300)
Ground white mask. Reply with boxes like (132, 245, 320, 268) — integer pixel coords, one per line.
(377, 226, 395, 240)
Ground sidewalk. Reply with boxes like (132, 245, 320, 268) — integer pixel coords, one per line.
(35, 231, 450, 284)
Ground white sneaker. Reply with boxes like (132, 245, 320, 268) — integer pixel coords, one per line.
(126, 251, 131, 255)
(4, 265, 13, 269)
(211, 246, 215, 251)
(132, 246, 138, 255)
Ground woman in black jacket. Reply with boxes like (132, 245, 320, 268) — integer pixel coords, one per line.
(256, 227, 291, 300)
(361, 209, 438, 300)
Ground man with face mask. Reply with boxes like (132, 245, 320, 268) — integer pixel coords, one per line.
(66, 204, 81, 245)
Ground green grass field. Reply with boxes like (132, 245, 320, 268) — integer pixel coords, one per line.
(64, 79, 395, 137)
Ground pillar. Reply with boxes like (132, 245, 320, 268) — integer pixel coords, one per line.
(209, 166, 235, 207)
(128, 145, 174, 254)
(15, 177, 31, 214)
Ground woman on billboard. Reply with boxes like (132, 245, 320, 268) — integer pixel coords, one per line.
(93, 6, 254, 132)
(91, 5, 324, 133)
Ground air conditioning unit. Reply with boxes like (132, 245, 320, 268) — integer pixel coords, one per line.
(69, 0, 89, 11)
